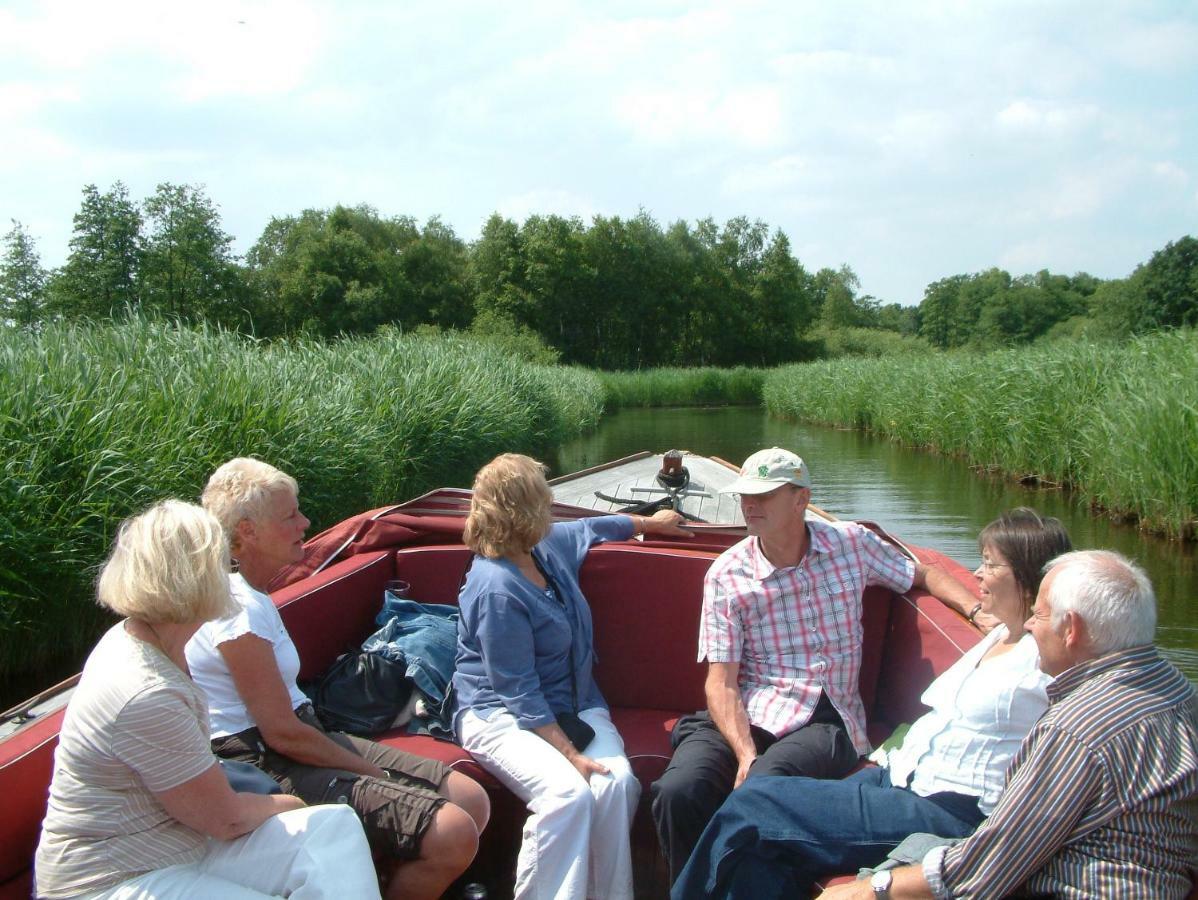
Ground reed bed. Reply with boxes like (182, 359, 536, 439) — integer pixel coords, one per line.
(763, 331, 1198, 539)
(600, 366, 766, 408)
(0, 319, 605, 685)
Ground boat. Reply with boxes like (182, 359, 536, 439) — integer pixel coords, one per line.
(0, 452, 986, 899)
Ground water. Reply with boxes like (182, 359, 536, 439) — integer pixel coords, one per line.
(551, 406, 1198, 683)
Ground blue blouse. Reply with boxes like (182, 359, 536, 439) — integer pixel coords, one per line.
(452, 515, 634, 732)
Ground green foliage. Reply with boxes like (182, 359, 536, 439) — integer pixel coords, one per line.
(468, 309, 562, 365)
(0, 318, 604, 684)
(141, 183, 245, 324)
(764, 332, 1198, 539)
(812, 325, 932, 359)
(1, 221, 46, 327)
(49, 182, 144, 319)
(599, 367, 765, 408)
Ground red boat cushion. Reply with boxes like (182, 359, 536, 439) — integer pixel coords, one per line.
(0, 709, 65, 898)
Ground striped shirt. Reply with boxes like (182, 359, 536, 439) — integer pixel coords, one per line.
(35, 624, 216, 899)
(698, 519, 915, 752)
(924, 645, 1198, 899)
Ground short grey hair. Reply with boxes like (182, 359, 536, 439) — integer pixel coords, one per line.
(98, 500, 234, 624)
(1044, 550, 1156, 655)
(202, 457, 298, 549)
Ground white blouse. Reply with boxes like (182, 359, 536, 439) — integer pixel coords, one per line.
(885, 624, 1051, 815)
(185, 573, 310, 738)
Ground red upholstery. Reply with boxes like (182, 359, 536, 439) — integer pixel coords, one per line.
(0, 708, 63, 898)
(0, 527, 986, 899)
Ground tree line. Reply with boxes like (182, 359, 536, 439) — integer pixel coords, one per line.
(3, 181, 1195, 366)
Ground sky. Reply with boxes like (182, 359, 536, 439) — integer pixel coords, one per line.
(1, 0, 1195, 306)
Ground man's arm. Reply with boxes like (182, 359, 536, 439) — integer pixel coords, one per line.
(912, 562, 999, 633)
(816, 864, 932, 899)
(705, 661, 757, 788)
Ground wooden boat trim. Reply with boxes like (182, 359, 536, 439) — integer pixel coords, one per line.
(547, 451, 653, 485)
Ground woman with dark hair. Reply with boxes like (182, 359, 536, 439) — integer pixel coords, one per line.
(671, 508, 1073, 900)
(453, 453, 691, 900)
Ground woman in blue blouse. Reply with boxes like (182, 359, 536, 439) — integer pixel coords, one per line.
(454, 453, 690, 900)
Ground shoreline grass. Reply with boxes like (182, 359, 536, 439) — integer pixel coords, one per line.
(0, 319, 605, 687)
(763, 330, 1198, 540)
(599, 366, 765, 408)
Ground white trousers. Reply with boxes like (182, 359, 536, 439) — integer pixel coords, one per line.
(460, 706, 641, 900)
(77, 805, 381, 900)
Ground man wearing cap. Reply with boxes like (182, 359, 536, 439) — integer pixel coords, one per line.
(651, 447, 982, 884)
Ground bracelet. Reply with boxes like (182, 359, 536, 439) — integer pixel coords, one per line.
(967, 602, 983, 624)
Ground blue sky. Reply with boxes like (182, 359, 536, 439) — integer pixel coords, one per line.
(2, 0, 1195, 305)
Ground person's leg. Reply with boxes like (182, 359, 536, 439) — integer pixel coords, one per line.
(460, 708, 594, 900)
(279, 744, 470, 900)
(672, 770, 983, 900)
(579, 707, 641, 900)
(650, 712, 739, 883)
(87, 806, 382, 900)
(748, 696, 859, 780)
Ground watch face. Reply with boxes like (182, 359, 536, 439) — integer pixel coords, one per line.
(870, 869, 893, 891)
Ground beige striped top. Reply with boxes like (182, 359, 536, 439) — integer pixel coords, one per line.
(35, 623, 216, 898)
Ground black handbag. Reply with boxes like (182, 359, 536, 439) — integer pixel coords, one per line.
(312, 649, 413, 735)
(535, 556, 596, 754)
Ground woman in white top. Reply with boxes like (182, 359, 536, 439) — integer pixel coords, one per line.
(185, 458, 489, 900)
(34, 500, 379, 900)
(670, 507, 1074, 900)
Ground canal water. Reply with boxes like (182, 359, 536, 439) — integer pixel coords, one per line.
(551, 406, 1198, 683)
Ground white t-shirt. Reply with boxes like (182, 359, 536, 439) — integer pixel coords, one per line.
(35, 624, 215, 898)
(186, 573, 310, 738)
(885, 625, 1051, 815)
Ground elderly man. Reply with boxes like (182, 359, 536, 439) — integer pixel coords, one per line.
(691, 549, 1198, 899)
(650, 448, 983, 882)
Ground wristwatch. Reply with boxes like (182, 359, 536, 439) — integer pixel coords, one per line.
(870, 869, 893, 897)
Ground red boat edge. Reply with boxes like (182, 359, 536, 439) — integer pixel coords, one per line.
(0, 488, 984, 899)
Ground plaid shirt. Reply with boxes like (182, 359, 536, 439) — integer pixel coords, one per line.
(698, 519, 915, 753)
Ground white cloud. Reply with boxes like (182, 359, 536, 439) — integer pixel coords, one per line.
(496, 189, 597, 224)
(721, 155, 808, 194)
(615, 85, 784, 149)
(1152, 161, 1189, 186)
(995, 99, 1100, 136)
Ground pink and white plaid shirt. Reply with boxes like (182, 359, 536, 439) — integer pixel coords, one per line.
(698, 519, 915, 754)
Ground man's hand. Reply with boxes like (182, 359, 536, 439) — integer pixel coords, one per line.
(816, 881, 872, 899)
(972, 609, 1001, 633)
(733, 752, 756, 789)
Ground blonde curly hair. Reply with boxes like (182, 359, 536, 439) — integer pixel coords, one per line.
(464, 454, 553, 559)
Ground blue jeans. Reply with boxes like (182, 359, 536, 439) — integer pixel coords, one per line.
(670, 767, 985, 900)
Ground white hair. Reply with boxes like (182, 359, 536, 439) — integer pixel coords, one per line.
(1044, 550, 1156, 655)
(202, 457, 298, 551)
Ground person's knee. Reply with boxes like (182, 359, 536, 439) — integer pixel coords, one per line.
(443, 771, 491, 832)
(418, 803, 479, 872)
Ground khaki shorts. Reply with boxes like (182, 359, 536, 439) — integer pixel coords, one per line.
(213, 704, 449, 859)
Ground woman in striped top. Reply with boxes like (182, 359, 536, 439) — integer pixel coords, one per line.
(33, 500, 380, 900)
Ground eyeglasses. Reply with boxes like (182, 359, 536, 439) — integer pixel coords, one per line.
(978, 561, 1009, 572)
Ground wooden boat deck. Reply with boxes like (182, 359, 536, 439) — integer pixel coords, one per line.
(549, 451, 745, 524)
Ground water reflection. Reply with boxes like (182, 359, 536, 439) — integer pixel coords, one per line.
(553, 407, 1197, 682)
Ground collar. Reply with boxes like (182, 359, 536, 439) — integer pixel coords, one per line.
(1046, 644, 1160, 703)
(748, 519, 835, 581)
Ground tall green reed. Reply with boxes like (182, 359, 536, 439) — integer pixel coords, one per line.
(0, 319, 605, 686)
(600, 366, 765, 408)
(763, 332, 1198, 540)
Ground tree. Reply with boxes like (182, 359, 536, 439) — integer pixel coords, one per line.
(49, 182, 143, 319)
(1135, 236, 1198, 331)
(141, 183, 243, 323)
(0, 221, 47, 327)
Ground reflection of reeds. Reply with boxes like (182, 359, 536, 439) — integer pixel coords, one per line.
(763, 331, 1198, 541)
(599, 367, 765, 409)
(0, 318, 604, 685)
